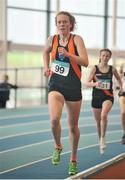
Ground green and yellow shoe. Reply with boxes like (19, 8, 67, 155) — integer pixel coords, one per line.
(68, 161, 78, 175)
(52, 148, 62, 165)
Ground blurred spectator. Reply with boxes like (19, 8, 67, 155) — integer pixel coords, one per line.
(0, 74, 17, 108)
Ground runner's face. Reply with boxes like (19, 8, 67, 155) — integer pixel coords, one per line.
(56, 14, 72, 35)
(100, 51, 111, 64)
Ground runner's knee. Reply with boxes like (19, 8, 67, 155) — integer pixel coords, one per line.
(101, 113, 108, 121)
(51, 118, 60, 127)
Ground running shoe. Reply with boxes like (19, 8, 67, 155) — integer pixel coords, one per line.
(100, 137, 106, 154)
(121, 134, 125, 144)
(68, 161, 77, 175)
(52, 148, 62, 165)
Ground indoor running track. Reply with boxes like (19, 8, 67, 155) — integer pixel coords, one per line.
(0, 101, 124, 179)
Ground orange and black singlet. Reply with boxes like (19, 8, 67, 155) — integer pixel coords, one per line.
(49, 34, 82, 90)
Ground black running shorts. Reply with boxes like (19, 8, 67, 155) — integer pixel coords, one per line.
(92, 95, 114, 108)
(48, 83, 82, 101)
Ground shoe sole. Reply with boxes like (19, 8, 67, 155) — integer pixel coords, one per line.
(52, 161, 60, 165)
(69, 172, 77, 175)
(52, 162, 59, 165)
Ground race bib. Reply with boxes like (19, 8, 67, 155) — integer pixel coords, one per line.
(51, 60, 70, 76)
(96, 79, 110, 90)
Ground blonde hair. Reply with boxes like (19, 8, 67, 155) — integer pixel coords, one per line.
(55, 11, 76, 32)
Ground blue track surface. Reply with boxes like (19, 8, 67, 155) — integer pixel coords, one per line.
(0, 101, 124, 179)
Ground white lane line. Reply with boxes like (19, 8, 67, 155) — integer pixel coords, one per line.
(0, 130, 122, 154)
(0, 112, 47, 121)
(0, 121, 121, 140)
(0, 113, 120, 129)
(0, 129, 51, 140)
(0, 119, 50, 128)
(0, 139, 121, 175)
(0, 106, 120, 121)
